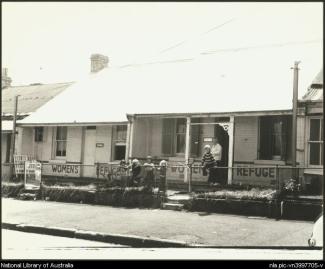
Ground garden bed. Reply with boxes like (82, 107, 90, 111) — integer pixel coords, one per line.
(193, 188, 277, 201)
(186, 188, 279, 217)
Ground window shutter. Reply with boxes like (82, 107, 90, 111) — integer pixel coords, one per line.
(191, 119, 200, 156)
(162, 119, 175, 155)
(259, 117, 272, 160)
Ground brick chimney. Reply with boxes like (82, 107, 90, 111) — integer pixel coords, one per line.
(2, 68, 12, 89)
(90, 54, 109, 73)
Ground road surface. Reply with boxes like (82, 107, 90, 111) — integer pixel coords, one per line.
(2, 229, 323, 260)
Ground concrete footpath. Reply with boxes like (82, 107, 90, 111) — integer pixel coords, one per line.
(1, 198, 315, 247)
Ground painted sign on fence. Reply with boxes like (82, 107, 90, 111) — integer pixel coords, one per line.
(24, 160, 42, 187)
(233, 164, 277, 186)
(166, 162, 208, 182)
(97, 163, 129, 180)
(42, 163, 81, 177)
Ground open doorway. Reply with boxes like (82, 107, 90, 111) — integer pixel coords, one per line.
(215, 124, 229, 184)
(114, 144, 126, 161)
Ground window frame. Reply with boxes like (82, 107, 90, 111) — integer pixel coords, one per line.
(112, 125, 127, 161)
(55, 126, 68, 158)
(115, 125, 127, 142)
(175, 118, 186, 155)
(258, 116, 289, 162)
(34, 127, 44, 143)
(307, 116, 323, 167)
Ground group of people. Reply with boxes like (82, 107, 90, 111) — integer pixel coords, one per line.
(117, 137, 223, 188)
(120, 156, 168, 190)
(201, 137, 223, 186)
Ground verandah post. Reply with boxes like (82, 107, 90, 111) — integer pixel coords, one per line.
(184, 116, 191, 192)
(227, 116, 234, 185)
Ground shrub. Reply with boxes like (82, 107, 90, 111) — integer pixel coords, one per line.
(41, 185, 96, 204)
(1, 182, 24, 197)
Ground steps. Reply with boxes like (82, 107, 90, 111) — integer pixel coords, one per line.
(162, 193, 191, 211)
(18, 185, 40, 200)
(162, 203, 184, 211)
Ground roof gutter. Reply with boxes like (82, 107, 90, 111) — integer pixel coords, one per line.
(131, 109, 293, 118)
(17, 121, 128, 127)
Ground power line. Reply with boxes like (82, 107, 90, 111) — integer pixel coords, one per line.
(158, 18, 235, 54)
(200, 39, 323, 55)
(159, 41, 186, 54)
(201, 18, 235, 35)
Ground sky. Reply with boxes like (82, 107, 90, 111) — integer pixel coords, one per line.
(2, 2, 323, 93)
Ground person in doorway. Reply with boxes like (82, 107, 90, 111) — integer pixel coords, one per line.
(143, 156, 155, 189)
(201, 145, 216, 185)
(211, 137, 223, 185)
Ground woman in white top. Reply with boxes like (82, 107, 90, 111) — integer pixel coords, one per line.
(210, 138, 223, 185)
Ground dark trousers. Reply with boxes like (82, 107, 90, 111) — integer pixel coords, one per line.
(208, 161, 222, 184)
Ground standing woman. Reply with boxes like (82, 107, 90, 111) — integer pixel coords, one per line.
(211, 137, 223, 184)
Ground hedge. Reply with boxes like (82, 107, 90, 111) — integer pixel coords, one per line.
(41, 185, 160, 208)
(94, 186, 160, 208)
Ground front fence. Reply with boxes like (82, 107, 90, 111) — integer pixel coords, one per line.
(1, 160, 323, 195)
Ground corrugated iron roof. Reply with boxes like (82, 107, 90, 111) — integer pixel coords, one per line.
(19, 54, 302, 125)
(1, 82, 74, 115)
(302, 69, 323, 101)
(310, 68, 323, 88)
(18, 31, 322, 125)
(302, 88, 323, 101)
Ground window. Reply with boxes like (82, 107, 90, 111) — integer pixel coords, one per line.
(308, 118, 323, 166)
(191, 118, 201, 157)
(259, 116, 290, 161)
(6, 134, 11, 163)
(34, 127, 44, 142)
(176, 119, 186, 154)
(162, 118, 199, 156)
(55, 126, 67, 157)
(112, 125, 127, 160)
(116, 125, 127, 141)
(162, 119, 175, 155)
(86, 126, 96, 130)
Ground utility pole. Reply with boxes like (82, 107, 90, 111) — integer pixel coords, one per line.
(9, 95, 19, 180)
(291, 61, 300, 180)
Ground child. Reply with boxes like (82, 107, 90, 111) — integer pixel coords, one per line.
(143, 156, 155, 189)
(158, 160, 168, 194)
(130, 159, 142, 186)
(201, 145, 216, 184)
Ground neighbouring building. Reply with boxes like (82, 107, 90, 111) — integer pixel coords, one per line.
(16, 54, 129, 179)
(1, 76, 74, 179)
(297, 69, 323, 194)
(2, 68, 12, 89)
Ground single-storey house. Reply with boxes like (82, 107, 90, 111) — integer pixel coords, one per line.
(17, 47, 322, 190)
